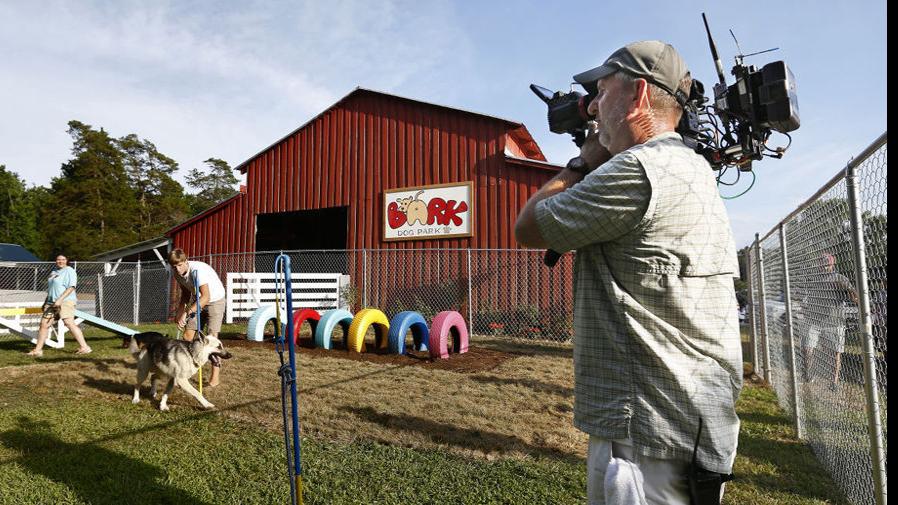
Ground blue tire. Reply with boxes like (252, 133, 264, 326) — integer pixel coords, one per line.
(315, 309, 355, 350)
(246, 305, 287, 342)
(388, 311, 430, 354)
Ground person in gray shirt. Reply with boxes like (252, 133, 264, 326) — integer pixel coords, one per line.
(800, 252, 858, 389)
(516, 41, 741, 504)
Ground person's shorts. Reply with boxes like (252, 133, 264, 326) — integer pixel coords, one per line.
(805, 325, 846, 353)
(188, 298, 225, 335)
(42, 300, 76, 321)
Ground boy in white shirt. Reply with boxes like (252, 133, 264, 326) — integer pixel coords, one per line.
(168, 248, 227, 387)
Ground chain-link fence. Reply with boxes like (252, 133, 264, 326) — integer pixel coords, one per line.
(203, 248, 576, 343)
(746, 132, 887, 505)
(0, 261, 171, 331)
(2, 249, 575, 345)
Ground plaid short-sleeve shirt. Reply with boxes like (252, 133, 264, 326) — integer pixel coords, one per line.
(535, 132, 742, 474)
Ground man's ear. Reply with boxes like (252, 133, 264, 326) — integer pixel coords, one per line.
(631, 78, 652, 114)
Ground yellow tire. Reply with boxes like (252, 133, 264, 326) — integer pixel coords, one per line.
(346, 308, 390, 352)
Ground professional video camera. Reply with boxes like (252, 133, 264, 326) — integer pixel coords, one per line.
(531, 13, 799, 173)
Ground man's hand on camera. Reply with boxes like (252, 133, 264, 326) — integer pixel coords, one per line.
(579, 131, 612, 171)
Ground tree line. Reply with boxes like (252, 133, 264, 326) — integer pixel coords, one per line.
(0, 120, 239, 260)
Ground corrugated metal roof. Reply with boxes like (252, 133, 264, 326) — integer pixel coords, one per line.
(235, 87, 535, 173)
(92, 236, 170, 261)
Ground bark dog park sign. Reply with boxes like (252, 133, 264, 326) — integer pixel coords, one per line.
(383, 182, 473, 241)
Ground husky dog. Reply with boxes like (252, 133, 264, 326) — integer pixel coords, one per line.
(130, 331, 232, 411)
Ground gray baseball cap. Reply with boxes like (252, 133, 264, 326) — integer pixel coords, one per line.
(573, 40, 689, 106)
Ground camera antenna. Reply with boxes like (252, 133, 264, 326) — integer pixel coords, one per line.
(702, 13, 727, 87)
(730, 29, 779, 66)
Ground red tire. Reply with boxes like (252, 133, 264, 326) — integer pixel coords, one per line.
(292, 309, 321, 345)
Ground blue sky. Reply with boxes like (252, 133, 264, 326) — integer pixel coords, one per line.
(0, 0, 886, 247)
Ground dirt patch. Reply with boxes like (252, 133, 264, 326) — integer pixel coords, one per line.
(222, 335, 515, 374)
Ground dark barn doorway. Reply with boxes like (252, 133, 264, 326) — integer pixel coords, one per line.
(255, 207, 349, 273)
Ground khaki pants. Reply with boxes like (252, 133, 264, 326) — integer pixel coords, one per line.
(188, 298, 225, 334)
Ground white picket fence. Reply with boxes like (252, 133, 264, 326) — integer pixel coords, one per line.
(225, 272, 349, 323)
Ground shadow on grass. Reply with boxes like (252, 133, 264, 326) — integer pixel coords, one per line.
(82, 375, 135, 396)
(342, 405, 581, 464)
(468, 374, 573, 398)
(0, 416, 211, 505)
(736, 426, 851, 503)
(0, 339, 32, 352)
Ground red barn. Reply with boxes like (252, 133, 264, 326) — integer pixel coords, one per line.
(164, 88, 574, 329)
(166, 88, 562, 255)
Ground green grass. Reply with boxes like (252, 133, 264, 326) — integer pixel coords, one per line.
(0, 324, 853, 504)
(727, 383, 850, 504)
(0, 398, 585, 505)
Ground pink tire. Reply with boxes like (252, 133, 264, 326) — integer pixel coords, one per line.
(428, 311, 469, 359)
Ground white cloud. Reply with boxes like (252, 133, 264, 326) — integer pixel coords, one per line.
(0, 0, 473, 186)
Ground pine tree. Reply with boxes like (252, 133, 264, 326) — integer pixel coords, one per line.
(42, 121, 139, 258)
(0, 165, 41, 255)
(186, 158, 239, 215)
(118, 134, 191, 240)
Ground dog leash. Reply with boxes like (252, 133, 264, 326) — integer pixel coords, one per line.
(274, 253, 303, 505)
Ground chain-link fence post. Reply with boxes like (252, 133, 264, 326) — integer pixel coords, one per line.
(846, 159, 888, 505)
(135, 261, 142, 325)
(97, 273, 105, 320)
(779, 224, 803, 439)
(755, 234, 772, 383)
(165, 268, 171, 323)
(745, 247, 758, 374)
(466, 248, 474, 333)
(362, 249, 368, 308)
(130, 264, 137, 325)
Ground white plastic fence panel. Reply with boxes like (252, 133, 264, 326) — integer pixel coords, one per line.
(226, 272, 349, 323)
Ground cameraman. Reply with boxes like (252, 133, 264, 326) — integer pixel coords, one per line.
(515, 41, 742, 504)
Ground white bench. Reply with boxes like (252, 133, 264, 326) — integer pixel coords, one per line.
(226, 272, 350, 323)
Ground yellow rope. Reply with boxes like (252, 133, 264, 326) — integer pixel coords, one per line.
(275, 262, 283, 341)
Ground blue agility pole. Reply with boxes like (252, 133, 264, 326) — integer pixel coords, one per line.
(193, 271, 203, 396)
(274, 253, 303, 505)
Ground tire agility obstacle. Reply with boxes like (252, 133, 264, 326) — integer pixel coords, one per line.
(247, 305, 287, 342)
(314, 309, 354, 350)
(346, 308, 390, 352)
(387, 311, 429, 354)
(291, 309, 321, 345)
(428, 311, 469, 359)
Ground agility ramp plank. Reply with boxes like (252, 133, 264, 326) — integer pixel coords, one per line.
(73, 310, 137, 337)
